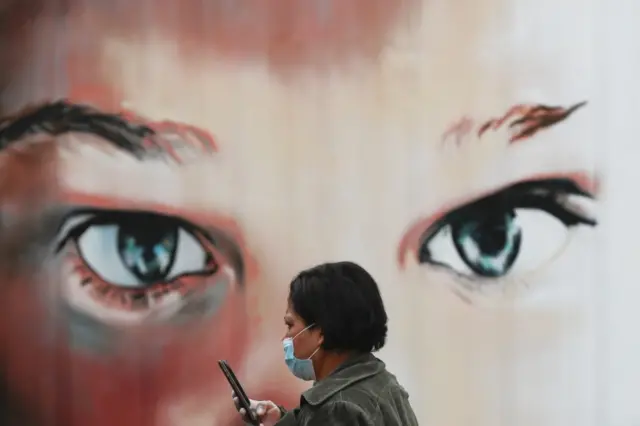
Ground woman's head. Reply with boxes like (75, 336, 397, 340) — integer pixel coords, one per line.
(284, 261, 388, 357)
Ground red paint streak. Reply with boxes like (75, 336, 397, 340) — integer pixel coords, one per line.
(114, 109, 219, 162)
(3, 1, 421, 110)
(0, 0, 71, 113)
(62, 0, 420, 117)
(63, 0, 420, 78)
(396, 171, 598, 268)
(441, 116, 474, 146)
(441, 102, 588, 149)
(477, 105, 534, 137)
(147, 119, 218, 152)
(66, 48, 124, 110)
(67, 83, 124, 112)
(136, 117, 218, 162)
(477, 102, 588, 144)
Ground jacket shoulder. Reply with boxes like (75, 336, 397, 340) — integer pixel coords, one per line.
(299, 355, 418, 425)
(331, 370, 414, 423)
(303, 401, 372, 426)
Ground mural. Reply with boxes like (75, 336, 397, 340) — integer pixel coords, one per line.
(0, 0, 637, 425)
(0, 102, 274, 426)
(398, 102, 596, 303)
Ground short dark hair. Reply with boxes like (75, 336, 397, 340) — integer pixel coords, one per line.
(0, 100, 155, 157)
(288, 261, 388, 353)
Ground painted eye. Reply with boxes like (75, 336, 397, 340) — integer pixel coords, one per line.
(414, 178, 597, 280)
(55, 209, 242, 325)
(421, 209, 569, 277)
(77, 217, 210, 288)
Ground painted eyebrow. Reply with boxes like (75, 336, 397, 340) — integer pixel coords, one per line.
(0, 100, 217, 161)
(441, 101, 587, 146)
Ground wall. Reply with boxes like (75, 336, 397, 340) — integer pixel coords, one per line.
(0, 0, 638, 425)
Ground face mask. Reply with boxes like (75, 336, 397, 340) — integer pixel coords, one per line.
(282, 324, 320, 381)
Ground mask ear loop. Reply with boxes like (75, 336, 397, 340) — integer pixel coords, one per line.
(293, 323, 316, 340)
(293, 323, 321, 360)
(308, 346, 321, 360)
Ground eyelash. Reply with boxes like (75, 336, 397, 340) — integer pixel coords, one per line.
(415, 179, 597, 282)
(423, 190, 595, 242)
(57, 211, 220, 312)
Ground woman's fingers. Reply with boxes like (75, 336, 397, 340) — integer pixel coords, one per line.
(232, 393, 275, 424)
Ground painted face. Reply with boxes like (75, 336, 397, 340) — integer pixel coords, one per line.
(0, 110, 258, 426)
(0, 0, 636, 425)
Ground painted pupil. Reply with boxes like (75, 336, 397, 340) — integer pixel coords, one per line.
(451, 211, 522, 277)
(116, 218, 179, 285)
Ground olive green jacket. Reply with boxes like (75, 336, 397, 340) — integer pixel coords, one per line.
(276, 353, 419, 426)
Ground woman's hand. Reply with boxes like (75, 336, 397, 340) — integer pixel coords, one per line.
(232, 392, 282, 426)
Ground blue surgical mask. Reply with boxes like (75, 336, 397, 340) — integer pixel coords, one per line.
(282, 324, 320, 381)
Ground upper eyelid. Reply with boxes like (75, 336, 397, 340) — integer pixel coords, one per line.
(53, 208, 211, 250)
(397, 174, 597, 269)
(435, 180, 593, 226)
(60, 191, 252, 252)
(55, 212, 96, 248)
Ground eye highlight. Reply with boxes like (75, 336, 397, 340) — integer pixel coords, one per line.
(403, 178, 597, 282)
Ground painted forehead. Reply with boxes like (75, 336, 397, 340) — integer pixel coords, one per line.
(67, 0, 421, 75)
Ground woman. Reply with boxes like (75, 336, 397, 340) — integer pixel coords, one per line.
(234, 261, 419, 425)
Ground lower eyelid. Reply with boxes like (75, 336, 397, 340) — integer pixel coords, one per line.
(65, 244, 217, 312)
(69, 253, 147, 307)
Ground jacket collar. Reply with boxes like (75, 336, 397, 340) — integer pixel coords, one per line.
(302, 353, 384, 406)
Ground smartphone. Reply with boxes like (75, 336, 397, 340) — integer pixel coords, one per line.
(218, 360, 260, 426)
